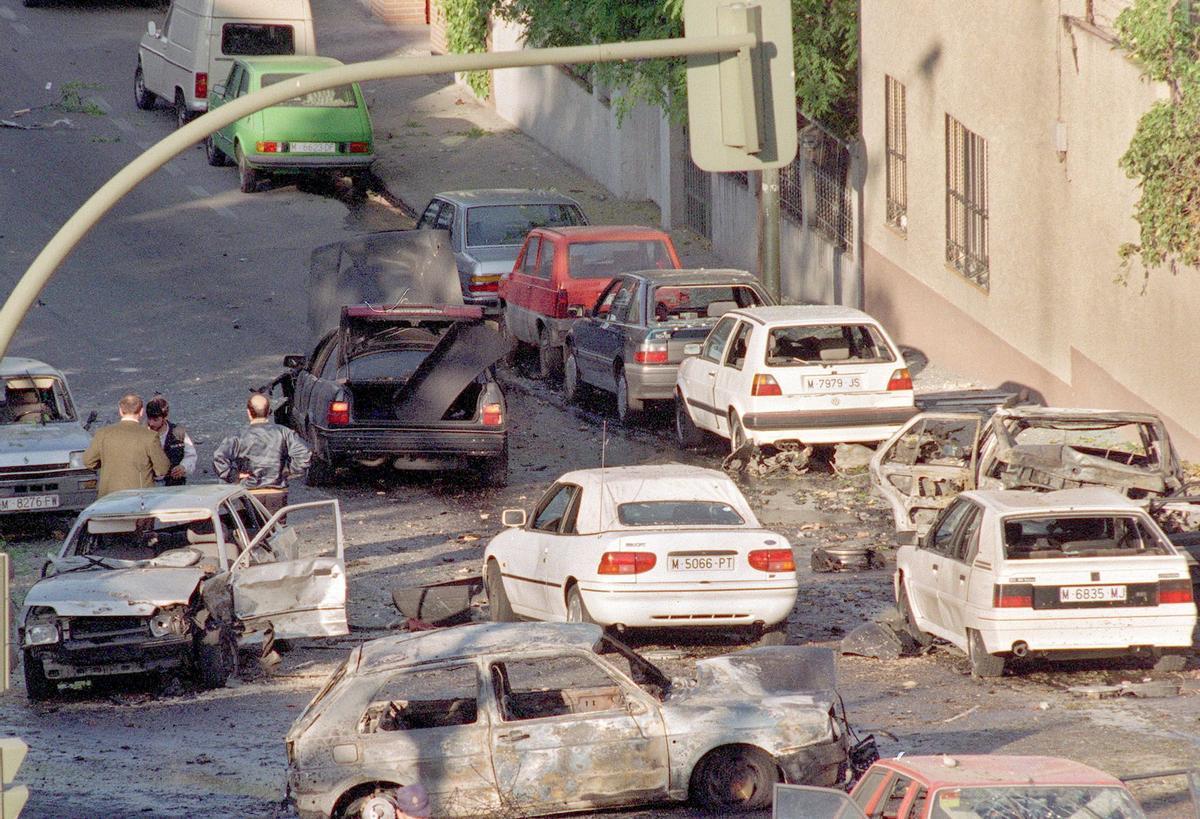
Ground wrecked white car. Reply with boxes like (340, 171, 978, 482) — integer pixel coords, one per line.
(285, 622, 849, 818)
(20, 484, 347, 699)
(870, 407, 1190, 539)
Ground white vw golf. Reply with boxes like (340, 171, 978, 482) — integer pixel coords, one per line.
(482, 464, 798, 642)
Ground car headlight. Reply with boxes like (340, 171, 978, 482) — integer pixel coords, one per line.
(24, 619, 60, 647)
(69, 451, 86, 469)
(149, 607, 187, 637)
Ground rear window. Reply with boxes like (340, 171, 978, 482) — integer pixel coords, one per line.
(929, 785, 1143, 819)
(617, 501, 744, 526)
(261, 73, 358, 108)
(465, 204, 585, 247)
(1002, 514, 1172, 559)
(765, 323, 895, 365)
(221, 23, 295, 56)
(650, 284, 764, 324)
(567, 240, 673, 279)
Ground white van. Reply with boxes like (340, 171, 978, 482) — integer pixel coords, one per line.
(134, 0, 316, 127)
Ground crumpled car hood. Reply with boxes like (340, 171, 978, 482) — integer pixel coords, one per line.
(0, 422, 91, 467)
(23, 567, 205, 617)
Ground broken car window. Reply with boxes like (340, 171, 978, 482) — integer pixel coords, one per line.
(651, 284, 763, 324)
(927, 785, 1143, 819)
(1002, 514, 1171, 560)
(597, 634, 671, 698)
(616, 501, 744, 527)
(66, 513, 216, 564)
(880, 775, 914, 819)
(1, 377, 73, 424)
(889, 418, 977, 467)
(358, 664, 478, 733)
(492, 654, 627, 721)
(765, 324, 896, 366)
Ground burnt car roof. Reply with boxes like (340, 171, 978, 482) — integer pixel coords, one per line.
(620, 268, 761, 287)
(353, 622, 604, 673)
(993, 406, 1168, 426)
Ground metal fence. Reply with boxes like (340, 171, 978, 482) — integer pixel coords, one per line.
(808, 127, 854, 254)
(682, 132, 712, 240)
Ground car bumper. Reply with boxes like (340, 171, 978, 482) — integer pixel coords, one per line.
(315, 425, 507, 461)
(624, 363, 680, 402)
(976, 609, 1197, 654)
(743, 405, 918, 446)
(34, 635, 192, 681)
(576, 581, 797, 628)
(778, 734, 848, 787)
(0, 470, 97, 515)
(247, 154, 375, 171)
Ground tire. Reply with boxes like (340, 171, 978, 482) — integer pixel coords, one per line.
(565, 584, 596, 624)
(562, 350, 586, 403)
(195, 626, 235, 689)
(205, 134, 228, 167)
(496, 309, 518, 367)
(897, 581, 933, 648)
(349, 172, 370, 199)
(23, 650, 55, 701)
(615, 366, 642, 424)
(690, 745, 778, 812)
(174, 90, 190, 130)
(487, 561, 516, 622)
(537, 326, 563, 381)
(236, 143, 260, 194)
(333, 784, 403, 819)
(729, 411, 748, 453)
(133, 63, 155, 110)
(675, 391, 704, 448)
(967, 628, 1005, 678)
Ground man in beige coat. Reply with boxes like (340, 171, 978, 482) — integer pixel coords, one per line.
(83, 393, 171, 496)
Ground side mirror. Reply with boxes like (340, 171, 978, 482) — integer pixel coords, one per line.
(147, 21, 158, 37)
(683, 342, 702, 356)
(567, 305, 586, 318)
(501, 508, 526, 528)
(283, 354, 306, 369)
(83, 410, 98, 431)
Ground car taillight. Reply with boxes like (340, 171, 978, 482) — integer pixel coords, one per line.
(348, 141, 370, 153)
(748, 549, 794, 572)
(553, 289, 569, 318)
(993, 583, 1033, 608)
(469, 275, 499, 293)
(327, 400, 350, 426)
(597, 552, 656, 575)
(1159, 578, 1194, 604)
(751, 374, 782, 396)
(256, 141, 281, 153)
(194, 72, 207, 100)
(887, 368, 913, 391)
(634, 342, 668, 364)
(481, 403, 503, 426)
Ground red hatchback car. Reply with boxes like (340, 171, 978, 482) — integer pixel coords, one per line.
(498, 225, 681, 378)
(774, 755, 1153, 818)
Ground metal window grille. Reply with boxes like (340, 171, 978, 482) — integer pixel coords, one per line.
(945, 115, 989, 289)
(725, 171, 749, 187)
(682, 131, 712, 239)
(779, 111, 805, 225)
(885, 76, 907, 232)
(810, 130, 853, 253)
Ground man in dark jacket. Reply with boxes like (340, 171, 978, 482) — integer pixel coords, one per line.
(212, 393, 311, 515)
(83, 393, 171, 496)
(145, 396, 196, 486)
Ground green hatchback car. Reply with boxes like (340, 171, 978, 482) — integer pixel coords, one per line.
(205, 55, 374, 194)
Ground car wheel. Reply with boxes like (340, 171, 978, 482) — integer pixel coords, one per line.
(204, 134, 229, 167)
(236, 144, 260, 194)
(537, 326, 563, 381)
(486, 561, 516, 622)
(174, 90, 190, 130)
(615, 366, 642, 424)
(897, 581, 933, 648)
(563, 351, 586, 404)
(566, 584, 595, 624)
(348, 172, 370, 199)
(675, 391, 704, 448)
(22, 650, 55, 701)
(496, 310, 518, 367)
(195, 625, 235, 689)
(690, 745, 777, 812)
(729, 411, 749, 453)
(967, 628, 1005, 678)
(133, 63, 155, 110)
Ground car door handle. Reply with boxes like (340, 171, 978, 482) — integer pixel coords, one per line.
(706, 372, 716, 378)
(931, 563, 939, 571)
(498, 730, 529, 743)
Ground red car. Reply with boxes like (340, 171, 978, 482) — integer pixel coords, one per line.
(774, 755, 1152, 818)
(498, 225, 681, 378)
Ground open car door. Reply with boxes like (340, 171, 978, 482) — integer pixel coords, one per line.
(229, 499, 348, 639)
(870, 413, 982, 538)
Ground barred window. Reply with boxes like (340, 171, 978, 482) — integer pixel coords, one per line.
(811, 130, 853, 253)
(885, 76, 907, 232)
(945, 115, 989, 289)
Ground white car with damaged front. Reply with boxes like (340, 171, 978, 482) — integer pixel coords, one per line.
(482, 464, 798, 642)
(895, 487, 1196, 679)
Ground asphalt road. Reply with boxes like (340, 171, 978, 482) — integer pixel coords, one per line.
(3, 2, 1200, 818)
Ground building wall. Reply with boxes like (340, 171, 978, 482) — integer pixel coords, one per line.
(860, 1, 1200, 457)
(363, 0, 427, 26)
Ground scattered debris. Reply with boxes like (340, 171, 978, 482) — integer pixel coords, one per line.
(722, 442, 811, 477)
(391, 576, 485, 627)
(1, 117, 74, 130)
(941, 705, 979, 723)
(840, 622, 907, 660)
(1119, 680, 1180, 698)
(1068, 685, 1123, 699)
(832, 443, 874, 473)
(811, 544, 885, 572)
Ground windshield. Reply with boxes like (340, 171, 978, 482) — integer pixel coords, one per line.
(1003, 514, 1172, 559)
(567, 240, 673, 279)
(66, 512, 217, 563)
(766, 323, 896, 365)
(1007, 420, 1162, 471)
(649, 284, 764, 324)
(617, 501, 745, 526)
(929, 785, 1145, 819)
(465, 204, 585, 247)
(1, 376, 75, 424)
(261, 73, 358, 108)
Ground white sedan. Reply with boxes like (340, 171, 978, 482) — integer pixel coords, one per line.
(895, 487, 1196, 678)
(482, 464, 798, 641)
(674, 305, 916, 451)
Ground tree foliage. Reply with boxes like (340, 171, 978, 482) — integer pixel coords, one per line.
(440, 0, 494, 98)
(1115, 0, 1200, 272)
